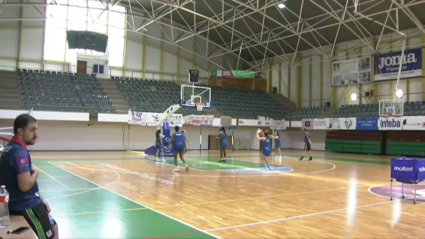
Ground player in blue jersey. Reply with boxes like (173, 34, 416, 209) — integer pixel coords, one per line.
(257, 129, 272, 170)
(273, 131, 282, 163)
(217, 126, 227, 163)
(167, 126, 189, 172)
(155, 129, 165, 163)
(299, 128, 313, 161)
(0, 114, 58, 239)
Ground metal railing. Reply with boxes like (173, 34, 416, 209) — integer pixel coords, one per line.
(299, 98, 331, 107)
(0, 64, 209, 82)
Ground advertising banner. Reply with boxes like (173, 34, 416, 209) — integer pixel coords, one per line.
(258, 116, 270, 126)
(417, 159, 425, 182)
(391, 157, 418, 184)
(374, 48, 422, 81)
(331, 57, 371, 86)
(301, 118, 314, 130)
(326, 118, 356, 130)
(356, 117, 378, 130)
(238, 119, 259, 126)
(327, 118, 341, 130)
(401, 116, 425, 130)
(313, 118, 329, 130)
(128, 111, 183, 127)
(184, 114, 214, 126)
(210, 70, 262, 79)
(378, 117, 403, 130)
(269, 119, 286, 130)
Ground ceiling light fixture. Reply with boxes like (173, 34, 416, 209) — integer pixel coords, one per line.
(278, 2, 286, 9)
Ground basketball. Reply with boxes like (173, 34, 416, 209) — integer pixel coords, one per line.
(257, 129, 264, 137)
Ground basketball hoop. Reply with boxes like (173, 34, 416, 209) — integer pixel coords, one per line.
(195, 103, 204, 111)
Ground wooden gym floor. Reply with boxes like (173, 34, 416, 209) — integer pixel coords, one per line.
(31, 149, 424, 238)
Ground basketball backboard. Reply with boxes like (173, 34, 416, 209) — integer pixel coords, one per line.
(180, 84, 211, 109)
(379, 99, 404, 117)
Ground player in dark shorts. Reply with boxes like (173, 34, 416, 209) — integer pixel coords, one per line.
(167, 126, 189, 173)
(299, 128, 313, 161)
(0, 114, 58, 239)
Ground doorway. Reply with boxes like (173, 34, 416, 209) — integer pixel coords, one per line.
(77, 61, 87, 74)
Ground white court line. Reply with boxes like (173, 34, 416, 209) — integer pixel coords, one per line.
(205, 201, 392, 232)
(40, 188, 98, 192)
(367, 185, 425, 204)
(48, 162, 221, 239)
(295, 160, 336, 175)
(36, 167, 70, 189)
(51, 159, 336, 178)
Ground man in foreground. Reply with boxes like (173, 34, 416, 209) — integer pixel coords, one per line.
(0, 114, 58, 239)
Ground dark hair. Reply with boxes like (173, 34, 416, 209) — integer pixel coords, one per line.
(156, 129, 160, 139)
(275, 131, 279, 136)
(220, 127, 226, 134)
(264, 130, 269, 137)
(14, 114, 37, 135)
(175, 126, 179, 132)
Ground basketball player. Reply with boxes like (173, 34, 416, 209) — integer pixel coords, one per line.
(167, 126, 189, 172)
(256, 129, 272, 170)
(299, 128, 312, 161)
(217, 126, 227, 163)
(155, 129, 165, 163)
(273, 131, 282, 162)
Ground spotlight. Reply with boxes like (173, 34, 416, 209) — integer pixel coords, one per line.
(278, 2, 286, 9)
(395, 89, 403, 98)
(351, 93, 357, 101)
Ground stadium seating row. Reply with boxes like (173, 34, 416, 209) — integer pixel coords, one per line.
(7, 68, 425, 121)
(17, 69, 114, 116)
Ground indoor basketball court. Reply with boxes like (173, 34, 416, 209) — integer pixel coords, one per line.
(2, 69, 424, 238)
(30, 149, 425, 238)
(0, 0, 424, 238)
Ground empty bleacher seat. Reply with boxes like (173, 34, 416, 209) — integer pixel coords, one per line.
(17, 69, 115, 114)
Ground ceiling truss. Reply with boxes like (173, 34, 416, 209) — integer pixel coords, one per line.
(0, 0, 424, 72)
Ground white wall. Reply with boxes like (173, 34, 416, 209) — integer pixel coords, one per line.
(0, 121, 257, 151)
(0, 121, 323, 151)
(77, 54, 110, 79)
(264, 29, 425, 108)
(282, 130, 326, 151)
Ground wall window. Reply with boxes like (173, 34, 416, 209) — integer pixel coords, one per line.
(94, 64, 104, 74)
(44, 0, 126, 67)
(107, 6, 126, 67)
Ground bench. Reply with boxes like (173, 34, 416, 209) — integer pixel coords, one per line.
(0, 215, 37, 238)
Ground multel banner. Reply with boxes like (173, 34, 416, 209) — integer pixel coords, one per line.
(356, 117, 378, 130)
(374, 48, 422, 81)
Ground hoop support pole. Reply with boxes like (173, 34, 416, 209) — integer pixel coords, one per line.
(199, 125, 202, 152)
(395, 37, 407, 97)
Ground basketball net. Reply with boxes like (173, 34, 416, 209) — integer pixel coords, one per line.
(195, 102, 204, 111)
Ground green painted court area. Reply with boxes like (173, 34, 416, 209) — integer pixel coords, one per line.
(142, 155, 289, 170)
(34, 160, 217, 239)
